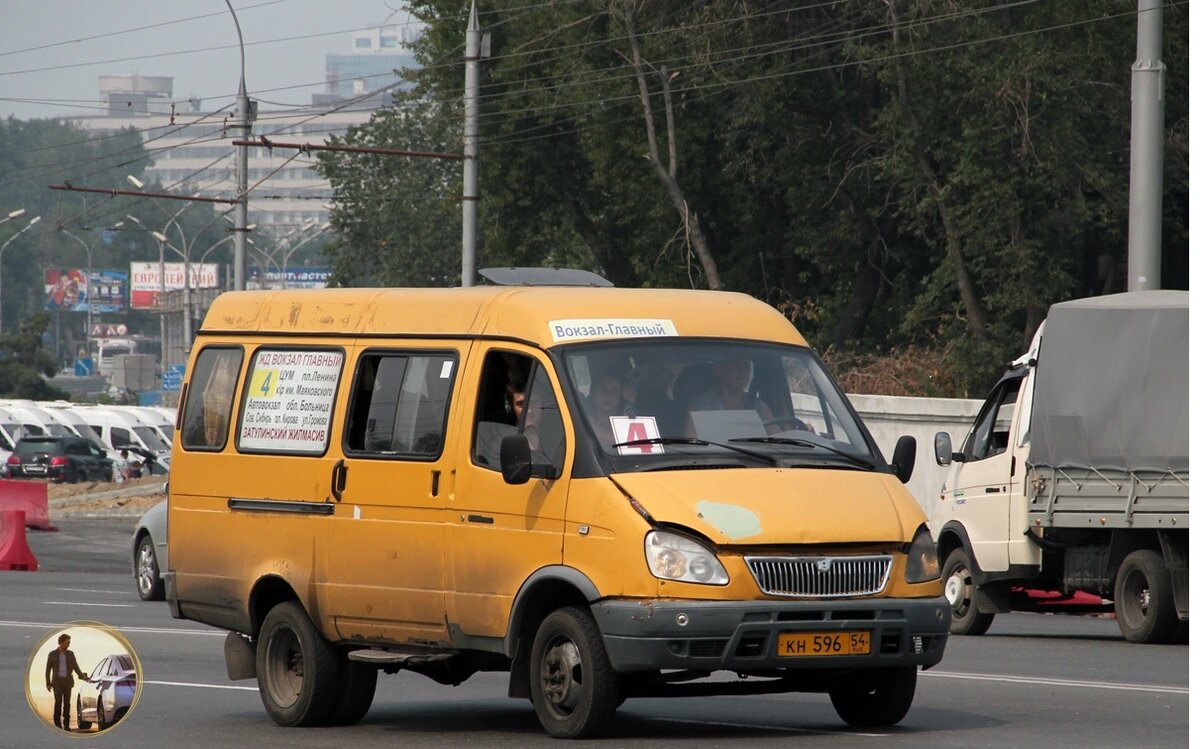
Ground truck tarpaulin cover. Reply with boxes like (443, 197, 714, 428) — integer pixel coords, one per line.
(1029, 291, 1188, 473)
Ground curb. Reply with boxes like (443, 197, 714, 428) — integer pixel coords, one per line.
(51, 509, 149, 520)
(48, 484, 166, 509)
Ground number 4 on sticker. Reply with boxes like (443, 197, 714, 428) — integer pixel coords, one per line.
(252, 369, 278, 398)
(610, 416, 663, 455)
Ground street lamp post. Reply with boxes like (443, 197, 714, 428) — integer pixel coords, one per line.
(1, 208, 27, 226)
(0, 214, 41, 332)
(127, 201, 196, 372)
(225, 0, 252, 291)
(280, 222, 329, 289)
(61, 223, 122, 355)
(151, 208, 235, 353)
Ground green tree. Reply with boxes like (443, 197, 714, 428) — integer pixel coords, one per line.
(317, 98, 462, 286)
(324, 1, 1187, 396)
(0, 312, 67, 398)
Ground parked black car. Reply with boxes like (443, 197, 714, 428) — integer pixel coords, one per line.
(6, 435, 113, 483)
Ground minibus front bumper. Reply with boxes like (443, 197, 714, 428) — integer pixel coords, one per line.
(591, 596, 949, 672)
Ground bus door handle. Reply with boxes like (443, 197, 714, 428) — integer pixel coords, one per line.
(331, 459, 347, 502)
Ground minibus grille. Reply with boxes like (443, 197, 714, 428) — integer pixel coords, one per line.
(745, 555, 892, 598)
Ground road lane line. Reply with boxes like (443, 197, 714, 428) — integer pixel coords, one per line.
(53, 588, 133, 595)
(923, 670, 1187, 695)
(43, 601, 136, 607)
(0, 620, 225, 636)
(146, 680, 259, 692)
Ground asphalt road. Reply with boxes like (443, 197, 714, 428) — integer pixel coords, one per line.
(1, 520, 1189, 747)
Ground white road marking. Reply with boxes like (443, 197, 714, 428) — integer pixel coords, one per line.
(923, 670, 1188, 695)
(53, 588, 132, 595)
(43, 602, 135, 607)
(0, 620, 225, 636)
(145, 680, 258, 692)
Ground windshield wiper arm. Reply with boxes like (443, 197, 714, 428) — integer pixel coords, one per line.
(729, 436, 875, 469)
(611, 436, 779, 466)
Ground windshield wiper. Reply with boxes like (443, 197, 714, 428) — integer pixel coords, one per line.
(611, 436, 779, 466)
(728, 436, 875, 469)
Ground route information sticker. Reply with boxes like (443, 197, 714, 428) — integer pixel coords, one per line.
(238, 349, 343, 454)
(548, 318, 678, 342)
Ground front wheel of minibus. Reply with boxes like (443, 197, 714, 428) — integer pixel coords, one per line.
(529, 606, 621, 739)
(256, 601, 339, 726)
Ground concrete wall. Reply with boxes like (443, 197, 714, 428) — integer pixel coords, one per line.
(847, 394, 983, 518)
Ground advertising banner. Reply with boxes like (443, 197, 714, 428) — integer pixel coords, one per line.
(129, 262, 220, 309)
(246, 267, 331, 290)
(87, 270, 128, 313)
(43, 268, 87, 311)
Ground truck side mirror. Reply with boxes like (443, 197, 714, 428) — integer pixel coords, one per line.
(934, 432, 963, 466)
(891, 435, 916, 484)
(500, 434, 533, 485)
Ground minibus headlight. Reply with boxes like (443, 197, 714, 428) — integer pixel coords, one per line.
(645, 531, 729, 585)
(904, 525, 940, 583)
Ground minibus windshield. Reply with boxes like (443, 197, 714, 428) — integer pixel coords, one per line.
(561, 340, 877, 470)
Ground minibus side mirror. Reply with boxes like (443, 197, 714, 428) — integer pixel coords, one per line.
(891, 435, 916, 484)
(500, 433, 559, 484)
(933, 431, 963, 466)
(500, 434, 533, 484)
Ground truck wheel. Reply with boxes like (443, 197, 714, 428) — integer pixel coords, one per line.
(828, 665, 918, 727)
(529, 606, 620, 739)
(1115, 550, 1176, 644)
(943, 548, 994, 636)
(327, 656, 378, 725)
(256, 601, 338, 726)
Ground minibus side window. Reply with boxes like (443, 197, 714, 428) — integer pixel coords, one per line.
(181, 347, 244, 450)
(112, 427, 133, 448)
(345, 352, 456, 458)
(472, 351, 565, 474)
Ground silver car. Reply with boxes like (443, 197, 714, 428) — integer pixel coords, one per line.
(76, 654, 137, 731)
(132, 499, 167, 601)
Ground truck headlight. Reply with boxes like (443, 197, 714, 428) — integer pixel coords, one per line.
(645, 530, 729, 585)
(904, 524, 940, 583)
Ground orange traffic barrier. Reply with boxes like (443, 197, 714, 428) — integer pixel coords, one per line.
(0, 509, 38, 571)
(0, 479, 56, 531)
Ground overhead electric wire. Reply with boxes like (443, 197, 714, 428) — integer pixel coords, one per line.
(0, 0, 296, 60)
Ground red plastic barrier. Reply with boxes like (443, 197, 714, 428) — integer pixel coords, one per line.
(0, 509, 38, 571)
(0, 479, 55, 531)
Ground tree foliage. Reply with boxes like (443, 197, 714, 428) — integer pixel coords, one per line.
(318, 0, 1188, 396)
(0, 312, 67, 398)
(0, 117, 163, 353)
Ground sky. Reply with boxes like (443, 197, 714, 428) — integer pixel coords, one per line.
(0, 0, 423, 120)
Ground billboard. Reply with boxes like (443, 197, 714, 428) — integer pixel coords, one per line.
(44, 268, 126, 313)
(247, 267, 331, 290)
(44, 268, 86, 311)
(130, 262, 220, 309)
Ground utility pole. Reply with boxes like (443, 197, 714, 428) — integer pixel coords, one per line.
(1127, 0, 1164, 292)
(462, 0, 480, 287)
(227, 0, 252, 291)
(234, 81, 252, 292)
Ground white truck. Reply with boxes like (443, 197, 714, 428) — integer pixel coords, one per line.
(929, 291, 1188, 644)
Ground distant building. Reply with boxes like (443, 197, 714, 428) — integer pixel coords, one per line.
(323, 26, 418, 108)
(69, 27, 418, 233)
